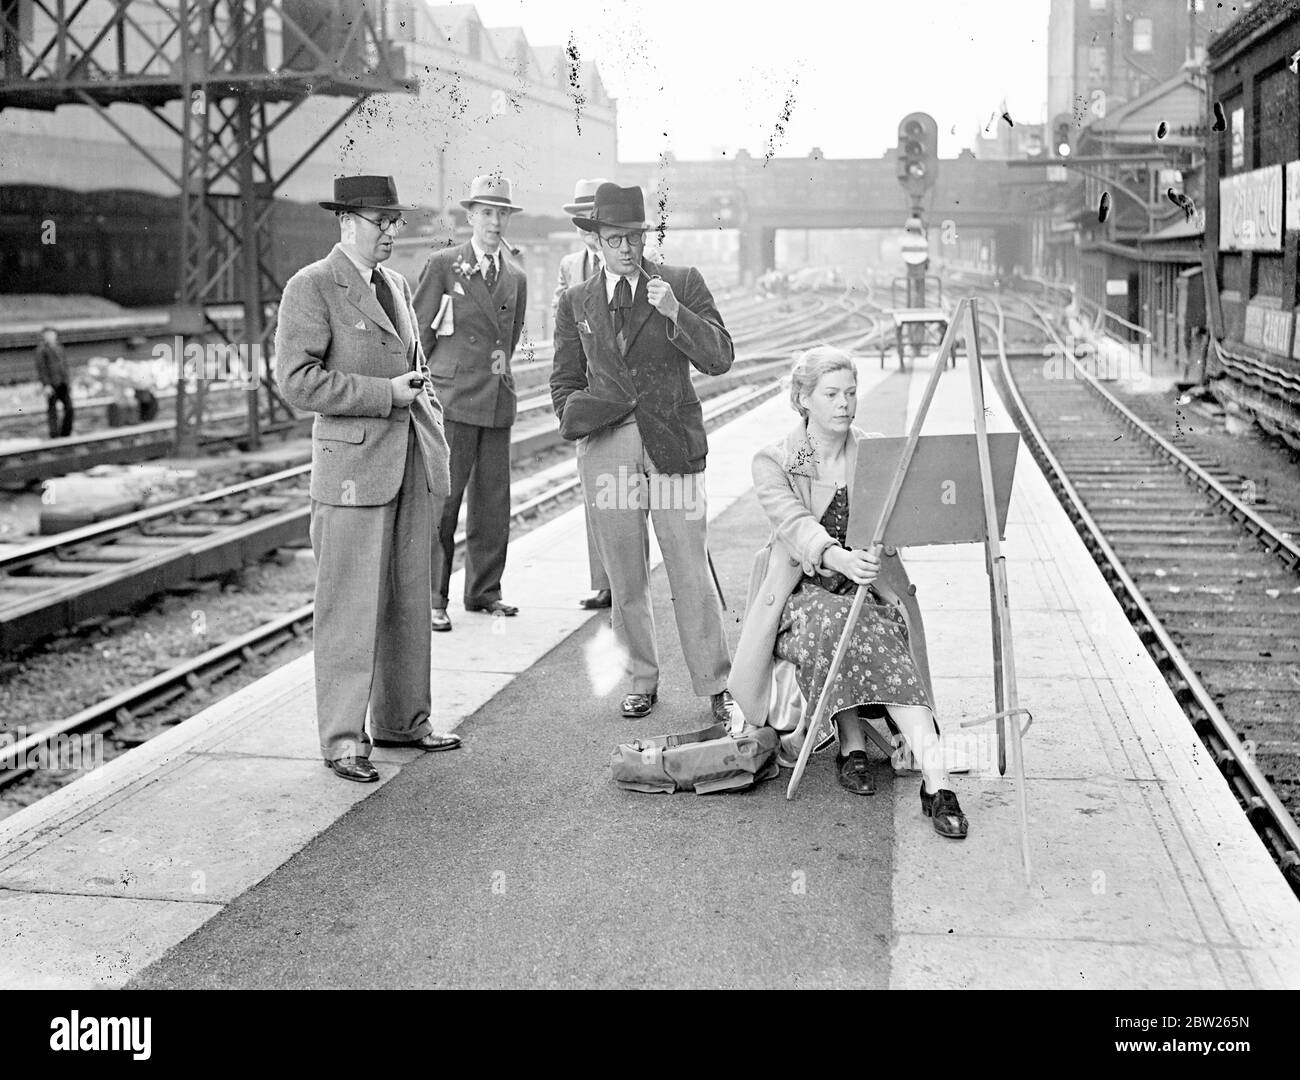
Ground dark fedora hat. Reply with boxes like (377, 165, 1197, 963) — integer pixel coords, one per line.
(574, 183, 652, 233)
(319, 175, 416, 213)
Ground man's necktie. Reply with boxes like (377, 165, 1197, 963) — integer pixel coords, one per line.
(484, 254, 498, 290)
(612, 275, 633, 353)
(370, 268, 399, 332)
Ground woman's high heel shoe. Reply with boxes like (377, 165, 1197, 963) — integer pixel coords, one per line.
(921, 783, 969, 839)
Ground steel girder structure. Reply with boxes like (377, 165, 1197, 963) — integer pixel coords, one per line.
(0, 0, 414, 451)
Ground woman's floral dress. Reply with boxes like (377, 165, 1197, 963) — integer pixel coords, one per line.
(773, 485, 927, 718)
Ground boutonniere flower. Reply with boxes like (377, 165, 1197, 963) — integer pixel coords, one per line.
(454, 257, 475, 280)
(785, 436, 819, 478)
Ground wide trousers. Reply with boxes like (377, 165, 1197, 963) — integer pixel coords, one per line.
(578, 418, 730, 697)
(584, 499, 610, 592)
(431, 418, 512, 609)
(309, 428, 434, 761)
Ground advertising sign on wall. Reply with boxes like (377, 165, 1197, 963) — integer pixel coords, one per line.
(1219, 164, 1283, 252)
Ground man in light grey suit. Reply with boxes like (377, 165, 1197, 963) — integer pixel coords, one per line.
(275, 175, 461, 783)
(553, 178, 612, 612)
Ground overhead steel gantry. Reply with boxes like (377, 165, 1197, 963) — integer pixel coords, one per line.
(0, 0, 415, 452)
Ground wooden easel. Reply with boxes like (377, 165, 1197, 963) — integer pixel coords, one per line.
(784, 297, 1033, 883)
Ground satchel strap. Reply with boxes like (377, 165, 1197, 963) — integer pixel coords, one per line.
(630, 723, 728, 753)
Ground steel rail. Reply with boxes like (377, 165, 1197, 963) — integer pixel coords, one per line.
(982, 297, 1300, 887)
(1018, 294, 1300, 573)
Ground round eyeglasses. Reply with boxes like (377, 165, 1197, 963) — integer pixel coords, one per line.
(352, 213, 407, 233)
(600, 231, 646, 250)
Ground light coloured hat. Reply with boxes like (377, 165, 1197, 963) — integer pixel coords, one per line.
(459, 174, 523, 212)
(563, 177, 610, 216)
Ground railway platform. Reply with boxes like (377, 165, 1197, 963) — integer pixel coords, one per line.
(1, 348, 1298, 991)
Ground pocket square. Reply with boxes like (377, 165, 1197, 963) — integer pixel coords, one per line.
(354, 320, 367, 330)
(578, 319, 592, 334)
(452, 281, 466, 296)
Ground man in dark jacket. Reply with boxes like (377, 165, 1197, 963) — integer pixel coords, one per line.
(413, 175, 527, 630)
(35, 327, 74, 438)
(551, 183, 742, 726)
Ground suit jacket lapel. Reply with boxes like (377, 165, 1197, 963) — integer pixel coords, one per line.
(583, 273, 621, 365)
(455, 241, 492, 322)
(622, 275, 655, 354)
(494, 257, 517, 331)
(377, 265, 415, 361)
(332, 246, 397, 337)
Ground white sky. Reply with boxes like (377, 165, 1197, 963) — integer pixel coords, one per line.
(456, 0, 1052, 161)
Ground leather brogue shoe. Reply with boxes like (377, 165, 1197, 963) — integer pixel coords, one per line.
(621, 692, 657, 718)
(372, 732, 462, 752)
(324, 757, 379, 783)
(710, 689, 744, 728)
(465, 599, 518, 616)
(431, 608, 452, 632)
(580, 589, 612, 610)
(921, 783, 969, 839)
(836, 750, 875, 795)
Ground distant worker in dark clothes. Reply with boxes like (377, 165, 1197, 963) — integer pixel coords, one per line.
(135, 386, 159, 423)
(35, 327, 74, 438)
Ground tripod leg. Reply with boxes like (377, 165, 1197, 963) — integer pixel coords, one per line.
(786, 585, 869, 800)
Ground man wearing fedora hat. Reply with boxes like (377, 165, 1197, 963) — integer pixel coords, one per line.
(275, 175, 459, 783)
(551, 182, 742, 726)
(554, 177, 612, 612)
(413, 174, 528, 630)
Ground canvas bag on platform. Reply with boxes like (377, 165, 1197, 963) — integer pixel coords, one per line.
(611, 723, 781, 795)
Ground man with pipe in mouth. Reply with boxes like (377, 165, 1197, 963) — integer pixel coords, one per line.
(550, 182, 742, 727)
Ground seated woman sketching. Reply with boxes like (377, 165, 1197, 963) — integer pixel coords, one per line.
(728, 346, 968, 838)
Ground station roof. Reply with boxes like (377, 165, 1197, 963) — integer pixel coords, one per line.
(1086, 68, 1206, 150)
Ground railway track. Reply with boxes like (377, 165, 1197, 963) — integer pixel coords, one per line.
(978, 290, 1300, 891)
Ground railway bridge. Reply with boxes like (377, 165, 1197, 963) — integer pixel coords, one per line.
(615, 151, 1052, 280)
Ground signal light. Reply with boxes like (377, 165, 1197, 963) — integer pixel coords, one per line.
(896, 112, 937, 195)
(1053, 114, 1072, 159)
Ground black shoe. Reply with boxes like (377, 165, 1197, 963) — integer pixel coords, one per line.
(921, 783, 969, 839)
(372, 732, 462, 751)
(836, 750, 875, 795)
(465, 599, 518, 616)
(431, 608, 452, 632)
(621, 692, 657, 718)
(710, 689, 744, 728)
(580, 589, 612, 610)
(324, 757, 379, 783)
